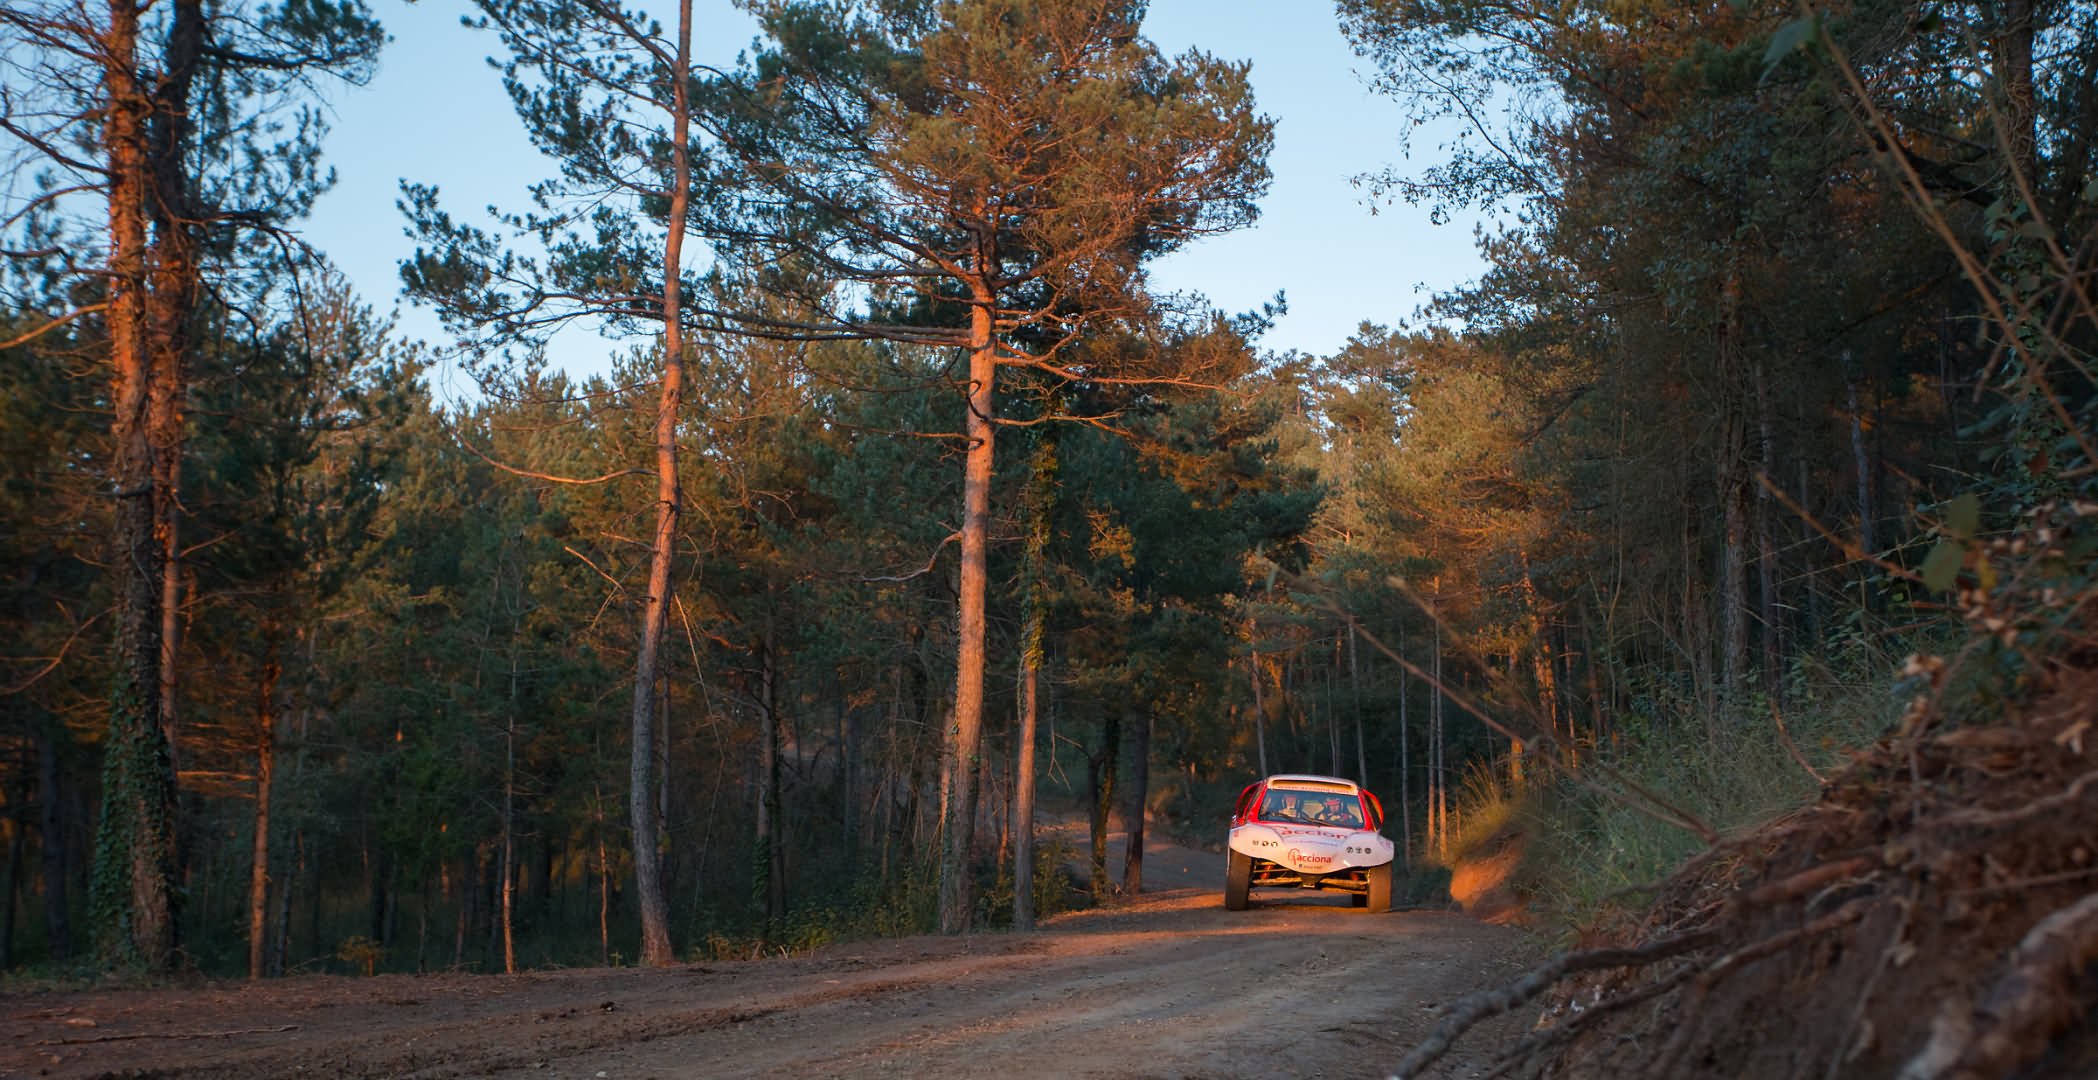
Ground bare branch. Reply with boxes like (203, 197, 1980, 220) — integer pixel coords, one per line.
(2, 605, 111, 696)
(0, 303, 105, 349)
(864, 532, 962, 583)
(443, 415, 650, 486)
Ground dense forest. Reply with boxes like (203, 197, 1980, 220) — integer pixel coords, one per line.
(1, 0, 2092, 988)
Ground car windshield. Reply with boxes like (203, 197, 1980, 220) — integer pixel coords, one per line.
(1258, 790, 1366, 828)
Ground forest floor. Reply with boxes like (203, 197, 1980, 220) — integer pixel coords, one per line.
(0, 828, 1531, 1080)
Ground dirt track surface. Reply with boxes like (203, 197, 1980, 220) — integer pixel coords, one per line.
(2, 838, 1529, 1080)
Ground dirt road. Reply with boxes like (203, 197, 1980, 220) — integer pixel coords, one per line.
(3, 834, 1530, 1080)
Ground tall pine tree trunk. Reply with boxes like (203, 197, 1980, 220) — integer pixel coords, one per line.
(1719, 399, 1752, 708)
(1120, 705, 1149, 896)
(148, 0, 203, 777)
(92, 0, 179, 971)
(624, 0, 693, 967)
(1248, 622, 1268, 776)
(1349, 620, 1366, 786)
(1013, 645, 1040, 929)
(247, 630, 278, 979)
(1431, 621, 1445, 856)
(939, 280, 998, 934)
(1756, 358, 1781, 696)
(1012, 423, 1056, 930)
(1087, 711, 1119, 902)
(38, 724, 72, 961)
(757, 619, 785, 931)
(1395, 620, 1410, 867)
(501, 646, 517, 975)
(1847, 368, 1877, 610)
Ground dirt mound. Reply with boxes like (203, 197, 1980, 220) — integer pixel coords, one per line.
(1396, 500, 2098, 1080)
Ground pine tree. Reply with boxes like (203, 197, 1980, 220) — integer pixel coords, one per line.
(694, 0, 1272, 931)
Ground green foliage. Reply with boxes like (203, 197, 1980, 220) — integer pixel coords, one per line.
(977, 834, 1083, 929)
(336, 936, 385, 976)
(1508, 642, 1912, 931)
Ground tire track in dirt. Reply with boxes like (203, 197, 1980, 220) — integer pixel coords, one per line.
(585, 891, 1529, 1080)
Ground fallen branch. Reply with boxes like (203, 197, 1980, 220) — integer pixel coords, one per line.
(36, 1023, 299, 1046)
(1922, 768, 2098, 830)
(1388, 927, 1720, 1080)
(1743, 857, 1875, 908)
(1771, 700, 1827, 784)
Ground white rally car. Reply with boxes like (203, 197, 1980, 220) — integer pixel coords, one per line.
(1225, 774, 1396, 911)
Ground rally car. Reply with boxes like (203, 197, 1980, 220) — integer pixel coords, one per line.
(1224, 774, 1395, 911)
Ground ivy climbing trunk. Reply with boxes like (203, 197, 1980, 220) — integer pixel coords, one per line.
(91, 0, 179, 972)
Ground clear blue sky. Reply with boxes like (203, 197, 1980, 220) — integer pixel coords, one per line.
(300, 0, 1487, 386)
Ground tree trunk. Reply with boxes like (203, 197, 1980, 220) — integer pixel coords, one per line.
(657, 663, 673, 899)
(1012, 423, 1056, 930)
(2000, 0, 2037, 189)
(757, 621, 786, 931)
(37, 723, 71, 962)
(369, 843, 389, 951)
(1348, 620, 1367, 785)
(452, 849, 469, 970)
(1848, 368, 1877, 610)
(623, 0, 694, 967)
(1013, 644, 1040, 930)
(92, 0, 179, 971)
(1248, 623, 1268, 776)
(1087, 711, 1120, 902)
(840, 689, 862, 872)
(1756, 359, 1781, 697)
(1120, 706, 1150, 897)
(939, 280, 999, 934)
(278, 829, 297, 975)
(1431, 620, 1445, 856)
(1719, 403, 1751, 708)
(247, 634, 278, 979)
(594, 785, 610, 965)
(500, 688, 516, 975)
(1519, 559, 1554, 772)
(1395, 621, 1410, 867)
(4, 798, 21, 969)
(1798, 458, 1824, 644)
(147, 0, 204, 780)
(1327, 635, 1342, 775)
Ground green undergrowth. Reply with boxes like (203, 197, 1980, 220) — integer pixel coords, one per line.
(687, 835, 1086, 963)
(1455, 631, 1936, 936)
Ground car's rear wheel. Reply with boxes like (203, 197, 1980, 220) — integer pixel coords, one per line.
(1225, 850, 1251, 910)
(1365, 863, 1393, 913)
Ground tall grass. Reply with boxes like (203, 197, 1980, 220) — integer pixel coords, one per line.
(1450, 628, 1927, 933)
